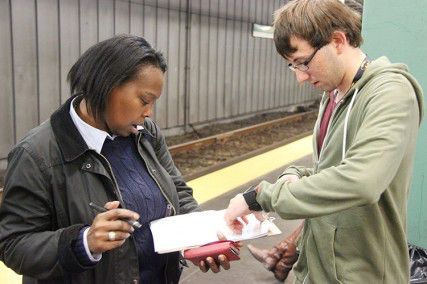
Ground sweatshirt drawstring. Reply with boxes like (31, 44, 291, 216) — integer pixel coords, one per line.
(342, 88, 359, 160)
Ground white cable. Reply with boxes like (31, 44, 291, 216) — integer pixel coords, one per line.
(342, 88, 359, 161)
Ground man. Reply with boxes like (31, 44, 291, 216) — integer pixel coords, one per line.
(224, 0, 424, 283)
(247, 0, 364, 281)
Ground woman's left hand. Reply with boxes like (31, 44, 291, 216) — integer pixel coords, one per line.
(197, 233, 241, 273)
(198, 254, 231, 273)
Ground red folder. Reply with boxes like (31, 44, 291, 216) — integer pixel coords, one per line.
(183, 241, 240, 265)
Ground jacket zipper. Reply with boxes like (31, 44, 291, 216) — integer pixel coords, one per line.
(96, 151, 126, 205)
(313, 91, 329, 159)
(94, 152, 140, 282)
(318, 86, 358, 169)
(136, 134, 176, 217)
(302, 272, 309, 284)
(315, 98, 343, 172)
(136, 135, 176, 284)
(299, 221, 310, 284)
(307, 90, 355, 283)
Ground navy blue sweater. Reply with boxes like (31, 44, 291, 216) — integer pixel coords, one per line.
(102, 136, 168, 283)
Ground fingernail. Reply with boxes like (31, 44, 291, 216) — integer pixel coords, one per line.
(130, 227, 135, 233)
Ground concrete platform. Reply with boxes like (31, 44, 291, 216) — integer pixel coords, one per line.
(181, 155, 312, 284)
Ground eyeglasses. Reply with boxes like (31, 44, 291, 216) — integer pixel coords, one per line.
(288, 47, 321, 72)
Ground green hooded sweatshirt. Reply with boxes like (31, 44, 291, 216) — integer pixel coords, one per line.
(257, 57, 424, 283)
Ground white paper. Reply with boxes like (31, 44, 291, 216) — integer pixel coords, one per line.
(150, 209, 281, 253)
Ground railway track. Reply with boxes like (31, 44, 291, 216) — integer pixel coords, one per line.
(181, 129, 313, 181)
(170, 110, 317, 181)
(169, 111, 316, 156)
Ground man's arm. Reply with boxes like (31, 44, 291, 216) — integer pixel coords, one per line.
(258, 80, 420, 219)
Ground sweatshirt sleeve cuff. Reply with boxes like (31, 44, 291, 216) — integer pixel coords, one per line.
(256, 180, 275, 212)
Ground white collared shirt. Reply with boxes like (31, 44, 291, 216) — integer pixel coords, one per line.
(69, 97, 115, 153)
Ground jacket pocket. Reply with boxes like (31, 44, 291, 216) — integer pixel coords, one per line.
(334, 224, 385, 282)
(308, 220, 343, 284)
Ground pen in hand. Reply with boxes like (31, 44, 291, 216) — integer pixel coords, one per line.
(89, 202, 142, 229)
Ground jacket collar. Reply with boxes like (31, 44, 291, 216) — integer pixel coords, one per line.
(51, 95, 90, 162)
(51, 95, 151, 162)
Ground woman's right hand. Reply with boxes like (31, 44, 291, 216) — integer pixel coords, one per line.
(87, 201, 139, 254)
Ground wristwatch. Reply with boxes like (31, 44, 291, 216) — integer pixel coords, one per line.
(243, 186, 263, 211)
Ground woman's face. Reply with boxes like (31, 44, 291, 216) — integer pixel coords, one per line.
(102, 65, 164, 136)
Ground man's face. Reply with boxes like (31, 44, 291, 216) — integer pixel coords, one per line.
(286, 36, 343, 92)
(103, 65, 164, 137)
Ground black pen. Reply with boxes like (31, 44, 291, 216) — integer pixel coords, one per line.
(89, 202, 142, 229)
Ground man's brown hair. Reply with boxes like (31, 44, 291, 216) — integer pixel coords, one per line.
(273, 0, 363, 59)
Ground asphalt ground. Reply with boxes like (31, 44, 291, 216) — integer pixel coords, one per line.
(180, 155, 311, 284)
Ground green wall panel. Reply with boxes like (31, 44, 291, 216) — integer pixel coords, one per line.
(362, 0, 427, 248)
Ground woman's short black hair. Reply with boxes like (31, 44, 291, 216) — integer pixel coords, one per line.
(67, 34, 167, 119)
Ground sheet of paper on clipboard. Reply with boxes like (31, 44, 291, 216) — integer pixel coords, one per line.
(150, 209, 281, 254)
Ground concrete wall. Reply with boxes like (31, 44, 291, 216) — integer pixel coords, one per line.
(363, 0, 427, 248)
(0, 0, 317, 165)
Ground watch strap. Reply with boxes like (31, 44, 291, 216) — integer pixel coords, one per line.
(243, 187, 263, 211)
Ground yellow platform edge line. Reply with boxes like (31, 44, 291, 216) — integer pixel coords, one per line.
(188, 135, 313, 204)
(0, 261, 21, 283)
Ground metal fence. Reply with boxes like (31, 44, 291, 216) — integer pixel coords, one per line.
(0, 0, 317, 164)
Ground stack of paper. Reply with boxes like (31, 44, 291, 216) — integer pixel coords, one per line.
(150, 209, 281, 253)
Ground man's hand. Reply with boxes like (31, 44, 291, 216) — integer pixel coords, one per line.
(223, 193, 252, 233)
(224, 189, 267, 234)
(87, 201, 139, 254)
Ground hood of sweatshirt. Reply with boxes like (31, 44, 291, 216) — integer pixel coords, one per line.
(350, 56, 424, 123)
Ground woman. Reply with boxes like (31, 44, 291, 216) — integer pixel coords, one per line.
(0, 35, 225, 283)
